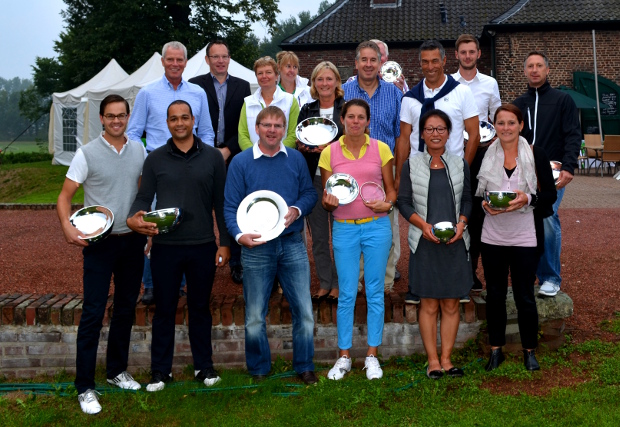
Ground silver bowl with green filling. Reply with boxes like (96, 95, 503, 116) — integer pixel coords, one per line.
(432, 221, 456, 243)
(143, 208, 183, 233)
(485, 191, 517, 210)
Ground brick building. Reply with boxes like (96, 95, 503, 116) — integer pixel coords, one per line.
(281, 0, 620, 103)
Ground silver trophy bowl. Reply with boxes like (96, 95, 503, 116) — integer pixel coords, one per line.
(70, 205, 115, 244)
(143, 208, 183, 233)
(550, 161, 562, 185)
(432, 221, 456, 243)
(485, 191, 517, 210)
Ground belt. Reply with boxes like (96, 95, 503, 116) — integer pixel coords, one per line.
(110, 231, 134, 237)
(334, 216, 379, 225)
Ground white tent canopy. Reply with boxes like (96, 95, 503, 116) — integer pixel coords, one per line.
(49, 59, 128, 165)
(49, 48, 258, 165)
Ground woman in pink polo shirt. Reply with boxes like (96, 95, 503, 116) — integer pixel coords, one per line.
(319, 99, 396, 381)
(476, 103, 556, 372)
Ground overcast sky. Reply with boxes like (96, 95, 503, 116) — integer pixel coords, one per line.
(1, 0, 319, 80)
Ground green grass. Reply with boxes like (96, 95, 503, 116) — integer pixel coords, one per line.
(1, 342, 619, 426)
(0, 161, 83, 203)
(0, 140, 47, 154)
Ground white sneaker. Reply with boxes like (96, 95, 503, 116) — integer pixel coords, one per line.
(78, 389, 102, 415)
(538, 282, 560, 297)
(195, 368, 221, 387)
(107, 371, 141, 390)
(146, 372, 172, 392)
(327, 356, 352, 380)
(364, 355, 383, 380)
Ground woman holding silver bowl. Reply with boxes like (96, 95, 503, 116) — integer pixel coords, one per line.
(397, 109, 472, 379)
(297, 61, 345, 302)
(476, 104, 556, 372)
(319, 99, 396, 380)
(238, 56, 299, 150)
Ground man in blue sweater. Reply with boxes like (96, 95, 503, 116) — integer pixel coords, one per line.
(224, 106, 318, 384)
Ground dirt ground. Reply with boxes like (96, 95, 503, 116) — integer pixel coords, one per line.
(1, 174, 619, 344)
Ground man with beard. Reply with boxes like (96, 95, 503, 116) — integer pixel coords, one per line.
(452, 34, 502, 294)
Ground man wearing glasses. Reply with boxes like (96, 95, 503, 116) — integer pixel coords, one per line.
(57, 94, 147, 414)
(395, 39, 479, 304)
(223, 106, 318, 385)
(189, 40, 251, 286)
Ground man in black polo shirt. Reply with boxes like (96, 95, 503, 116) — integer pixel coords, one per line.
(127, 100, 230, 391)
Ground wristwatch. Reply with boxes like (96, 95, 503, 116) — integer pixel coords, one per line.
(458, 219, 468, 230)
(530, 193, 538, 207)
(387, 200, 395, 213)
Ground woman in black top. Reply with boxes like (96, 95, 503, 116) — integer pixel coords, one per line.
(297, 61, 345, 301)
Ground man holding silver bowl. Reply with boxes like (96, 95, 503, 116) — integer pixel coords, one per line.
(57, 94, 147, 414)
(127, 100, 230, 392)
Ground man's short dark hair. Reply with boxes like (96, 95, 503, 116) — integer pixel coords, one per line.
(100, 94, 129, 116)
(206, 40, 230, 56)
(419, 40, 446, 62)
(256, 106, 286, 129)
(167, 100, 193, 118)
(455, 34, 479, 51)
(524, 51, 550, 68)
(355, 41, 381, 62)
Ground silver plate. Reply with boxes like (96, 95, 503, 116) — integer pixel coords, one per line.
(381, 61, 402, 83)
(326, 173, 359, 205)
(463, 120, 496, 145)
(143, 207, 182, 233)
(359, 181, 385, 203)
(70, 205, 114, 244)
(296, 117, 338, 147)
(237, 190, 288, 242)
(550, 161, 562, 185)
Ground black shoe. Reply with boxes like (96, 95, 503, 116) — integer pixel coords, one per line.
(146, 371, 172, 392)
(298, 371, 318, 385)
(195, 367, 221, 386)
(405, 292, 420, 305)
(252, 374, 268, 383)
(426, 368, 443, 380)
(142, 288, 154, 305)
(394, 269, 402, 281)
(445, 367, 464, 378)
(472, 276, 483, 292)
(523, 349, 540, 371)
(231, 265, 243, 284)
(485, 348, 505, 371)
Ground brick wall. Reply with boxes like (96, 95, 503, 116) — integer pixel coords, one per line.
(0, 290, 572, 378)
(291, 30, 620, 104)
(494, 30, 620, 102)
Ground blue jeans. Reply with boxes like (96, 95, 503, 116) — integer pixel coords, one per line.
(537, 186, 565, 287)
(332, 216, 392, 349)
(241, 232, 314, 375)
(75, 233, 145, 393)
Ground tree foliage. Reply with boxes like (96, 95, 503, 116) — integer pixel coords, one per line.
(258, 1, 333, 60)
(0, 78, 47, 141)
(22, 0, 279, 118)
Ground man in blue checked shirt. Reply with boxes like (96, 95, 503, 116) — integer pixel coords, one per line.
(127, 41, 215, 305)
(343, 40, 403, 293)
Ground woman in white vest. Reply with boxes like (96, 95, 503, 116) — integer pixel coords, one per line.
(238, 56, 299, 151)
(397, 109, 472, 380)
(276, 51, 313, 109)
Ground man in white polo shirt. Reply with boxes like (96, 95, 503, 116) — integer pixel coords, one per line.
(394, 39, 479, 304)
(452, 34, 502, 294)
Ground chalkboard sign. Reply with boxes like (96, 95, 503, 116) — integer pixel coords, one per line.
(601, 92, 617, 116)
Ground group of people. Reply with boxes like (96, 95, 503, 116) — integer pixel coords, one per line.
(57, 35, 580, 415)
